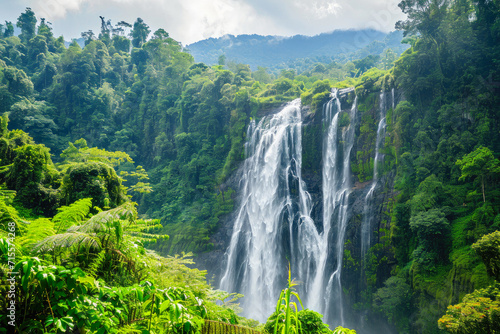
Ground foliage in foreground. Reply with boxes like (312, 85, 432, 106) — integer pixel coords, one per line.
(263, 268, 355, 334)
(0, 196, 244, 333)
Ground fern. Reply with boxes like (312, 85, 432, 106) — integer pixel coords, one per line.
(59, 139, 133, 168)
(0, 262, 10, 276)
(0, 199, 27, 259)
(128, 219, 163, 233)
(53, 198, 92, 233)
(146, 251, 209, 294)
(0, 199, 25, 234)
(126, 219, 167, 244)
(0, 236, 25, 263)
(33, 203, 136, 259)
(18, 218, 55, 249)
(31, 203, 169, 286)
(87, 249, 106, 278)
(0, 188, 16, 204)
(33, 232, 101, 253)
(208, 290, 244, 315)
(78, 202, 137, 233)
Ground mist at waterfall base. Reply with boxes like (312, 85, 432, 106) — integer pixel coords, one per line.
(220, 90, 396, 334)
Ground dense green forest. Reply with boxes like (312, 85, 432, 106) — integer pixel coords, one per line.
(0, 8, 392, 255)
(186, 30, 408, 72)
(0, 0, 499, 332)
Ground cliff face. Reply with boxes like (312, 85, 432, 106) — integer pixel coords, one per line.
(299, 88, 400, 330)
(191, 163, 245, 281)
(194, 89, 402, 331)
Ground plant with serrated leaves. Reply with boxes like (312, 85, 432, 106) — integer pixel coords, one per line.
(273, 266, 303, 334)
(52, 197, 92, 233)
(333, 327, 356, 334)
(33, 201, 167, 284)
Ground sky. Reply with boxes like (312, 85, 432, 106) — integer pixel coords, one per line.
(1, 0, 406, 45)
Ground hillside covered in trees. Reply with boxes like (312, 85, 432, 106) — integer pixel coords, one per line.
(0, 0, 499, 333)
(186, 30, 408, 71)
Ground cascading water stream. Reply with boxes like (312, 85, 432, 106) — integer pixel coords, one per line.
(307, 90, 341, 314)
(220, 99, 318, 322)
(392, 87, 395, 111)
(307, 90, 357, 326)
(324, 93, 357, 325)
(361, 91, 392, 258)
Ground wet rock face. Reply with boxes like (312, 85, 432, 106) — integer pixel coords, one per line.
(191, 163, 244, 281)
(300, 88, 358, 232)
(301, 104, 324, 233)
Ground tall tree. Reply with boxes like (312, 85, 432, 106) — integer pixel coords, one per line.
(81, 30, 96, 46)
(472, 231, 500, 281)
(37, 18, 53, 40)
(456, 146, 500, 203)
(131, 18, 150, 48)
(116, 20, 132, 35)
(3, 21, 14, 37)
(395, 0, 449, 37)
(17, 7, 37, 43)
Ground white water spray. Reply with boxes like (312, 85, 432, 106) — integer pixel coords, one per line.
(220, 99, 317, 322)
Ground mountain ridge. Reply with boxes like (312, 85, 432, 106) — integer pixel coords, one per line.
(186, 29, 407, 70)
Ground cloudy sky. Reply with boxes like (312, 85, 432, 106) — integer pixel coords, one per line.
(1, 0, 405, 45)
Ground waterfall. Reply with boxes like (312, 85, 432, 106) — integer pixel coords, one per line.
(392, 87, 395, 111)
(307, 90, 357, 325)
(220, 98, 317, 322)
(220, 90, 361, 327)
(323, 92, 357, 325)
(307, 92, 341, 315)
(361, 91, 390, 258)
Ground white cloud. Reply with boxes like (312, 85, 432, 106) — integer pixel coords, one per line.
(2, 0, 406, 44)
(179, 0, 292, 42)
(30, 0, 88, 20)
(295, 0, 342, 19)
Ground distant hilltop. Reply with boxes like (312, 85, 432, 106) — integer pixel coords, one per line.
(186, 29, 407, 70)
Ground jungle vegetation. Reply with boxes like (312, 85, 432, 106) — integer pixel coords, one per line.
(0, 0, 499, 332)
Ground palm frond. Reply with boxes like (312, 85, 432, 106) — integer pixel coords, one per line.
(33, 232, 101, 253)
